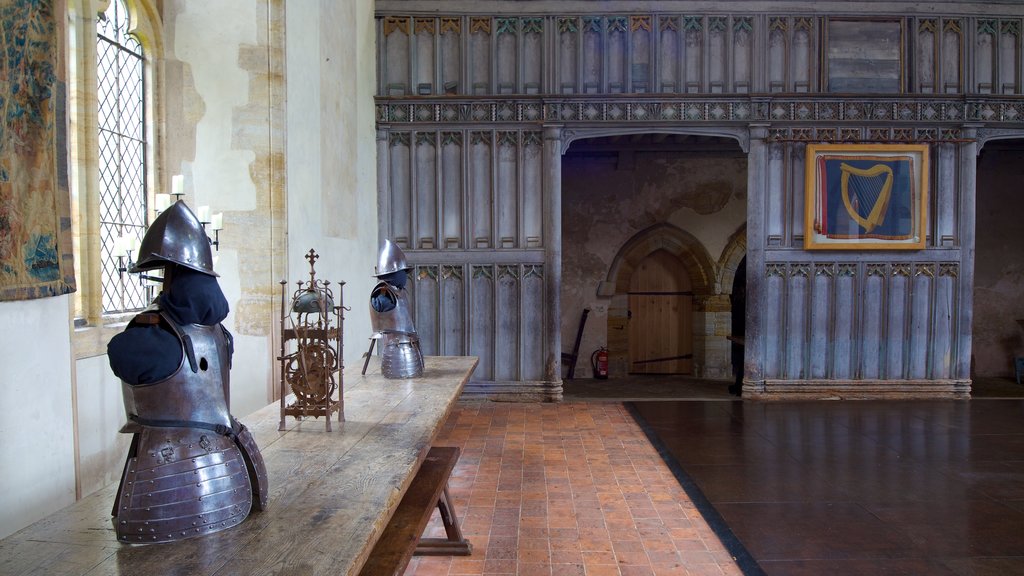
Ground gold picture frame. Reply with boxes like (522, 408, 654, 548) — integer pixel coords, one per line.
(804, 143, 929, 250)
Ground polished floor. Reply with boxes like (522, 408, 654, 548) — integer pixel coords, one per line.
(629, 397, 1024, 575)
(407, 377, 1024, 575)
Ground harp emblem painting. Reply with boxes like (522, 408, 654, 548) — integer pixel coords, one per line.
(805, 144, 928, 250)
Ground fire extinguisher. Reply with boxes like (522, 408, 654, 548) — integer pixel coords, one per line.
(591, 347, 609, 379)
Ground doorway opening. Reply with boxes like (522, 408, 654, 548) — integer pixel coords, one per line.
(559, 131, 747, 386)
(973, 138, 1024, 385)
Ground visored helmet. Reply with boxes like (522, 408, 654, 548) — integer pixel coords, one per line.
(131, 200, 218, 276)
(374, 238, 411, 277)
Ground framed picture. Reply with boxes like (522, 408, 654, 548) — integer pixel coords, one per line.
(804, 143, 929, 250)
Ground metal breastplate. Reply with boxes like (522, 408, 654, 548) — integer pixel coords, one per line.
(113, 309, 267, 542)
(120, 311, 232, 432)
(369, 281, 417, 336)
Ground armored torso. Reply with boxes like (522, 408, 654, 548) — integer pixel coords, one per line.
(369, 281, 417, 336)
(368, 280, 424, 378)
(112, 307, 267, 543)
(119, 311, 233, 432)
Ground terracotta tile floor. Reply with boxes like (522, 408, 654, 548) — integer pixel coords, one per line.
(404, 402, 742, 576)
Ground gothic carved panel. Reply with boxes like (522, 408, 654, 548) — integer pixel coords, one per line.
(761, 260, 962, 382)
(377, 12, 1024, 98)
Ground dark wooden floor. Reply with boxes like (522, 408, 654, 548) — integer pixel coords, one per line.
(628, 395, 1024, 575)
(563, 375, 1024, 402)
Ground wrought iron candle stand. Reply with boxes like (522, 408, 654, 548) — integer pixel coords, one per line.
(278, 249, 347, 431)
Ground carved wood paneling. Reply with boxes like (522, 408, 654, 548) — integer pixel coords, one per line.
(388, 133, 412, 247)
(760, 261, 962, 382)
(415, 133, 437, 248)
(375, 7, 1024, 395)
(470, 265, 495, 379)
(388, 129, 542, 252)
(378, 13, 1022, 97)
(441, 265, 465, 355)
(414, 265, 438, 355)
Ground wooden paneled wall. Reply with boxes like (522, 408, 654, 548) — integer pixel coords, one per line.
(378, 13, 1024, 98)
(383, 129, 543, 251)
(375, 3, 1024, 399)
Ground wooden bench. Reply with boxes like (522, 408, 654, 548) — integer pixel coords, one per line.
(359, 446, 472, 576)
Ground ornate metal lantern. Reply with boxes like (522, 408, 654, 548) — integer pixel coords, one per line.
(278, 249, 347, 431)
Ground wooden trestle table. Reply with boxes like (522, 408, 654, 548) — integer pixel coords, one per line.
(0, 355, 478, 576)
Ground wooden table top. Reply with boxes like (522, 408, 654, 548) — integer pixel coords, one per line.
(0, 356, 478, 576)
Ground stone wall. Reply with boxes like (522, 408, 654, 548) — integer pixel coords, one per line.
(560, 139, 747, 379)
(973, 140, 1024, 377)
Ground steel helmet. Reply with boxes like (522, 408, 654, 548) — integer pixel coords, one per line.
(374, 239, 411, 277)
(131, 200, 218, 276)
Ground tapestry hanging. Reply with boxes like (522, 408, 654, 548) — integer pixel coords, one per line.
(0, 0, 76, 301)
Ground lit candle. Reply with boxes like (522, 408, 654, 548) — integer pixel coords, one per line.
(197, 205, 210, 223)
(155, 193, 171, 211)
(211, 212, 223, 231)
(171, 174, 184, 197)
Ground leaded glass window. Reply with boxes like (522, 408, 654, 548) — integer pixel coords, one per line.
(97, 0, 147, 314)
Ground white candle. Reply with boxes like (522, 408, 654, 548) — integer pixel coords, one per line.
(114, 235, 130, 257)
(129, 235, 141, 252)
(197, 205, 210, 223)
(155, 193, 171, 211)
(171, 174, 184, 197)
(211, 213, 223, 231)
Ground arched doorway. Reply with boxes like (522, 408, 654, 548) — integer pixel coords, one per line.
(604, 223, 717, 378)
(628, 249, 693, 374)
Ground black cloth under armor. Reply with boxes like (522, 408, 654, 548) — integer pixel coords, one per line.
(107, 267, 230, 384)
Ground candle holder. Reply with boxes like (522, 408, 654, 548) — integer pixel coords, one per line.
(199, 216, 222, 251)
(116, 250, 133, 280)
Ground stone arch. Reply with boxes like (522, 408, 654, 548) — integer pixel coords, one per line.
(718, 224, 747, 294)
(604, 223, 718, 377)
(607, 222, 717, 297)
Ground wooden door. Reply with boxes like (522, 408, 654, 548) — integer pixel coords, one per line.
(628, 250, 693, 374)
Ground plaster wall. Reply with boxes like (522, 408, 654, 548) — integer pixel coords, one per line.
(0, 297, 76, 539)
(561, 148, 747, 379)
(285, 0, 379, 357)
(167, 0, 285, 418)
(2, 0, 379, 540)
(73, 355, 132, 498)
(973, 142, 1024, 377)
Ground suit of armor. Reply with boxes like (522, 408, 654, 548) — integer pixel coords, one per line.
(370, 280, 424, 378)
(109, 201, 267, 543)
(112, 309, 267, 543)
(370, 239, 424, 379)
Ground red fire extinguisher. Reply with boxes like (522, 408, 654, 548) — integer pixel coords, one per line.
(591, 347, 609, 379)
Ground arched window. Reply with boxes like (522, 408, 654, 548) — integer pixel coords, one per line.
(96, 0, 148, 313)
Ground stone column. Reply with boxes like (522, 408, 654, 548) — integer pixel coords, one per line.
(956, 125, 980, 382)
(543, 125, 563, 393)
(67, 0, 105, 324)
(744, 124, 770, 392)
